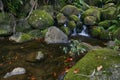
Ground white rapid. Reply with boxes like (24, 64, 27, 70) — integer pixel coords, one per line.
(78, 25, 89, 37)
(71, 28, 77, 36)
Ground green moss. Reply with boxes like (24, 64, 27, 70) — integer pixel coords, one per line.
(56, 13, 67, 24)
(20, 33, 33, 42)
(68, 21, 76, 30)
(69, 15, 80, 22)
(28, 10, 54, 29)
(60, 26, 70, 35)
(64, 48, 120, 80)
(101, 7, 116, 20)
(98, 20, 111, 29)
(0, 29, 8, 34)
(82, 7, 101, 21)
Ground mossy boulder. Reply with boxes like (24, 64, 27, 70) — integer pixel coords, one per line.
(84, 16, 96, 25)
(9, 32, 33, 43)
(98, 20, 111, 29)
(68, 21, 76, 30)
(101, 6, 117, 20)
(69, 15, 80, 22)
(61, 5, 81, 16)
(28, 10, 54, 29)
(56, 13, 67, 25)
(90, 26, 109, 39)
(64, 48, 120, 80)
(82, 7, 101, 21)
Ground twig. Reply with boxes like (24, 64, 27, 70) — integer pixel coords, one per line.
(25, 0, 38, 20)
(76, 69, 96, 78)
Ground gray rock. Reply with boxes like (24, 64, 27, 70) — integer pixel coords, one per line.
(45, 26, 68, 43)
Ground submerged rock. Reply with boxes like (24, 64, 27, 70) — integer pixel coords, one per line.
(4, 67, 26, 78)
(45, 26, 68, 43)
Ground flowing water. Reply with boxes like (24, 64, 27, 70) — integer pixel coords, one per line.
(78, 25, 89, 37)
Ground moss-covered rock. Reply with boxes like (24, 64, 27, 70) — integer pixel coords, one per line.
(68, 21, 76, 30)
(82, 7, 101, 21)
(28, 10, 54, 29)
(84, 16, 96, 25)
(69, 15, 80, 22)
(98, 20, 111, 29)
(101, 6, 117, 20)
(64, 48, 120, 80)
(90, 26, 109, 39)
(56, 13, 67, 25)
(61, 5, 81, 16)
(9, 32, 33, 43)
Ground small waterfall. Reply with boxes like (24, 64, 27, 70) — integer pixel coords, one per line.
(71, 28, 77, 36)
(64, 23, 67, 27)
(78, 25, 89, 37)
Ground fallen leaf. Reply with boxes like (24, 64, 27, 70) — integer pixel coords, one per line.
(97, 65, 103, 71)
(73, 68, 79, 74)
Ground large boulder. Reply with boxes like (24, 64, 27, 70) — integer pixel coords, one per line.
(61, 5, 81, 16)
(64, 48, 120, 80)
(9, 32, 33, 43)
(45, 26, 68, 43)
(28, 10, 54, 29)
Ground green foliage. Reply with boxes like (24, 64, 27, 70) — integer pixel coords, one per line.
(113, 39, 120, 50)
(3, 0, 24, 17)
(63, 40, 86, 56)
(73, 0, 90, 10)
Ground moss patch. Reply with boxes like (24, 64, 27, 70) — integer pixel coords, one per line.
(64, 48, 120, 80)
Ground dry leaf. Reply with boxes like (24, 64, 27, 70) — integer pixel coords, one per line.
(73, 68, 79, 74)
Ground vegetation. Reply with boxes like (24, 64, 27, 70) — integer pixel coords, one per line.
(63, 40, 87, 57)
